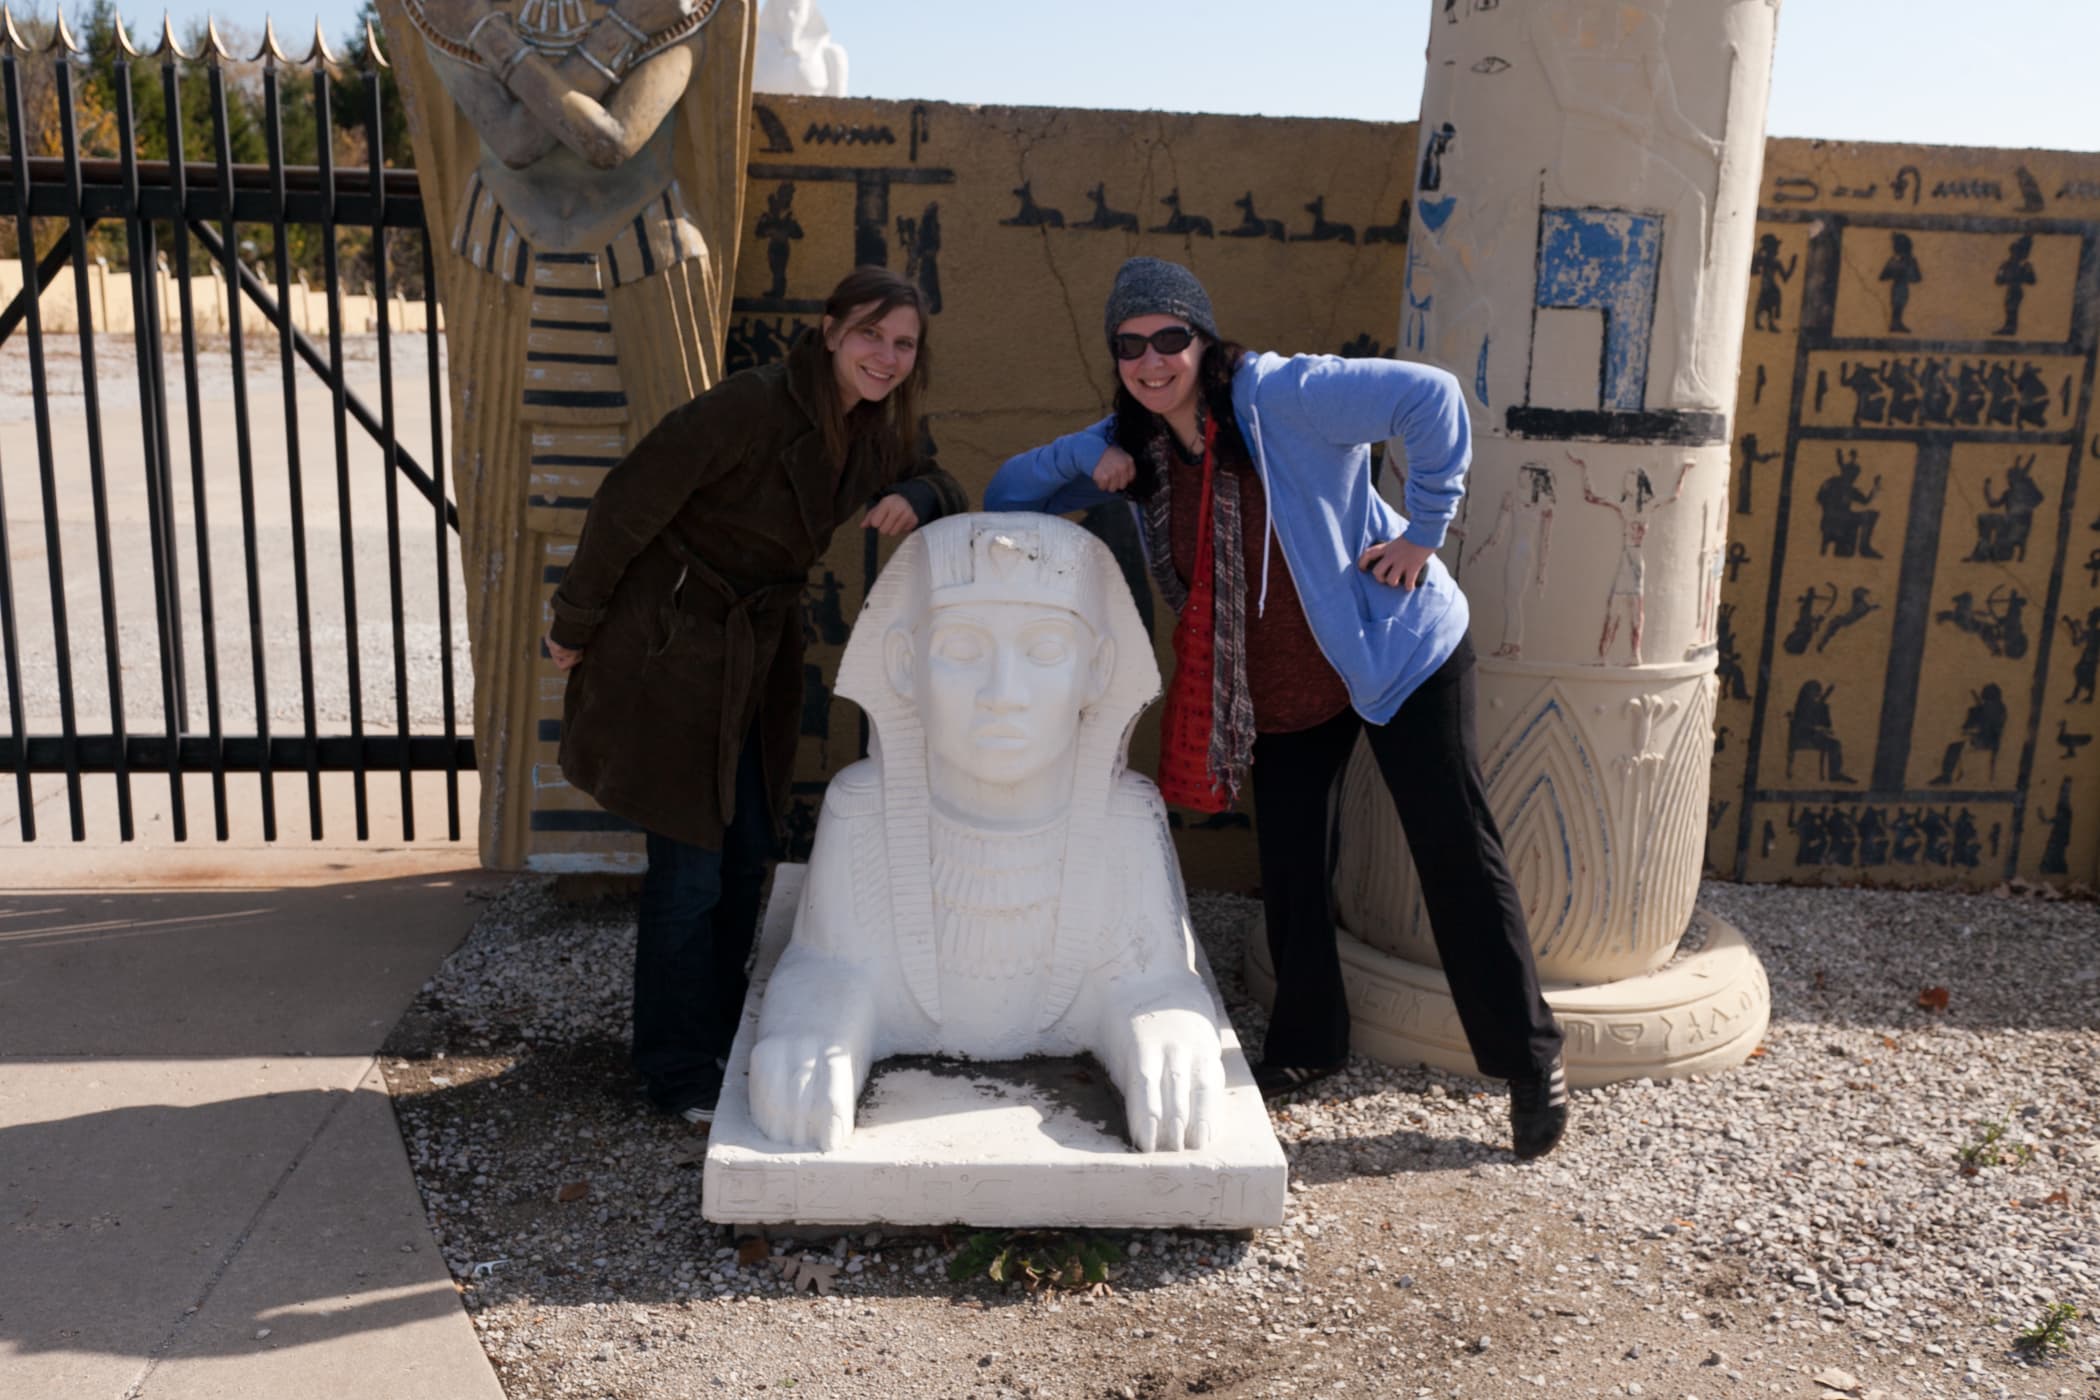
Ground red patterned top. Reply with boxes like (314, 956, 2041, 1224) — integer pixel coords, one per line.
(1155, 417, 1233, 813)
(1167, 444, 1352, 735)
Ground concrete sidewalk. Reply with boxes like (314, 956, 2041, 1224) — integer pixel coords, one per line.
(1, 838, 508, 1400)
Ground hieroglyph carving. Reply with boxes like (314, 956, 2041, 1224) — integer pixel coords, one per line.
(1571, 452, 1694, 664)
(747, 515, 1228, 1154)
(1474, 463, 1556, 659)
(1405, 1, 1775, 430)
(383, 0, 755, 868)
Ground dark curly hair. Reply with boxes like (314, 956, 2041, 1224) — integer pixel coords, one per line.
(1110, 336, 1250, 500)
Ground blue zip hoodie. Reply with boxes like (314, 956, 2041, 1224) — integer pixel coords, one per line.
(984, 351, 1472, 724)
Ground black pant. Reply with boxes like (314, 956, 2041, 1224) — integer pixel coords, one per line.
(1252, 637, 1562, 1080)
(634, 728, 774, 1113)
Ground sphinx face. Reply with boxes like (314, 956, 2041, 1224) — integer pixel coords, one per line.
(915, 601, 1102, 789)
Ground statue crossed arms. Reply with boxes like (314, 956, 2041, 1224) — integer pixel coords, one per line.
(407, 0, 730, 251)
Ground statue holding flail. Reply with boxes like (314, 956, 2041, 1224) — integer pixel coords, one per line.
(382, 0, 757, 867)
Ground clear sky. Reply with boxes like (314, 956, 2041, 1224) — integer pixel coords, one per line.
(159, 0, 2100, 153)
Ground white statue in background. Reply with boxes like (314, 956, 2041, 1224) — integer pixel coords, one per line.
(752, 0, 847, 95)
(749, 514, 1227, 1154)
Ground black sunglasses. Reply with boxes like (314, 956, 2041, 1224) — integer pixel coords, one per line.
(1110, 325, 1198, 360)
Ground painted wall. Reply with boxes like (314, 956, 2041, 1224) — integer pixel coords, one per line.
(729, 94, 1414, 890)
(599, 98, 2098, 895)
(1713, 139, 2100, 891)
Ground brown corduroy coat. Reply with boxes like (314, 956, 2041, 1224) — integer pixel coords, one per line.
(546, 335, 965, 848)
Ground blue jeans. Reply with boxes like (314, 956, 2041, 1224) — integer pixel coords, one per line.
(634, 730, 774, 1113)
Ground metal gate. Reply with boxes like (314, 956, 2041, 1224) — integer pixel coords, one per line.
(0, 15, 472, 843)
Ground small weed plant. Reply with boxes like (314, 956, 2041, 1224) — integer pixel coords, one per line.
(948, 1229, 1121, 1293)
(1957, 1121, 2037, 1172)
(2015, 1301, 2079, 1358)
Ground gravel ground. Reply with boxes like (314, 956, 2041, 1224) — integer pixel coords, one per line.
(379, 879, 2100, 1400)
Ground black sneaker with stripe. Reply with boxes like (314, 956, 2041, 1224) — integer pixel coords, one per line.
(1252, 1059, 1345, 1101)
(678, 1082, 720, 1126)
(1508, 1056, 1569, 1160)
(675, 1057, 729, 1127)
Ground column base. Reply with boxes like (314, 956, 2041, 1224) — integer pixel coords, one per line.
(1242, 907, 1770, 1089)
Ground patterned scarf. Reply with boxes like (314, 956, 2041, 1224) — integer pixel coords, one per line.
(1137, 408, 1257, 808)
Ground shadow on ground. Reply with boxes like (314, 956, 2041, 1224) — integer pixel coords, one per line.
(0, 867, 501, 1389)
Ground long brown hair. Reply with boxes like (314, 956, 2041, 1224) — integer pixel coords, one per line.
(809, 266, 930, 477)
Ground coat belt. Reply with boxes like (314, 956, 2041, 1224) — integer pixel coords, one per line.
(659, 533, 804, 824)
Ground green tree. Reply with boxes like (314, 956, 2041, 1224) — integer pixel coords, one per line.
(330, 0, 411, 170)
(0, 17, 63, 263)
(324, 0, 421, 296)
(5, 1, 423, 292)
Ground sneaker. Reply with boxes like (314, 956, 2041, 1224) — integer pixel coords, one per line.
(1252, 1059, 1345, 1101)
(1508, 1056, 1569, 1160)
(676, 1082, 721, 1126)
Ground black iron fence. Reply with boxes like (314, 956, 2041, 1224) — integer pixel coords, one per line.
(0, 15, 472, 843)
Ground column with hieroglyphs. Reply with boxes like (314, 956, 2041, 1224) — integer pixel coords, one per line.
(380, 0, 754, 868)
(1280, 0, 1783, 1084)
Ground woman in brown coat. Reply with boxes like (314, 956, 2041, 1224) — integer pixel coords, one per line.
(544, 267, 965, 1122)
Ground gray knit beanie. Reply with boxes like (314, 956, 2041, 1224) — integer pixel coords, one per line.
(1103, 257, 1219, 345)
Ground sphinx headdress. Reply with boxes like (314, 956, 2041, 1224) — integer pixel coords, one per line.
(834, 512, 1161, 1028)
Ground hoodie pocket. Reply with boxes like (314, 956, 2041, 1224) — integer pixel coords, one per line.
(1360, 554, 1461, 650)
(1355, 552, 1454, 636)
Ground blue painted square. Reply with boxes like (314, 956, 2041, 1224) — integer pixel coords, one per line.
(1535, 208, 1664, 412)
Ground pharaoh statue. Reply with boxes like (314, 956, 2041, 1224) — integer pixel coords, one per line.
(749, 514, 1227, 1154)
(381, 0, 756, 867)
(752, 0, 846, 95)
(1315, 0, 1779, 1086)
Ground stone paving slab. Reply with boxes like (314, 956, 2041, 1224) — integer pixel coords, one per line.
(0, 868, 493, 1057)
(0, 1056, 370, 1398)
(0, 848, 502, 1400)
(142, 1064, 503, 1400)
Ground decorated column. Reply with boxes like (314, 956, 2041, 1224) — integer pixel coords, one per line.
(379, 0, 755, 868)
(1315, 0, 1783, 1084)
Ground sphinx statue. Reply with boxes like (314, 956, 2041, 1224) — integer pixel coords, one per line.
(752, 0, 847, 95)
(748, 514, 1227, 1154)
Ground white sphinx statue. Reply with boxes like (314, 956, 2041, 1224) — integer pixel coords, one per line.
(751, 0, 848, 96)
(749, 514, 1227, 1154)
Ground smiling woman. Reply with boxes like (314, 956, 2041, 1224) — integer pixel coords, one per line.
(986, 255, 1570, 1158)
(541, 264, 964, 1124)
(828, 302, 921, 411)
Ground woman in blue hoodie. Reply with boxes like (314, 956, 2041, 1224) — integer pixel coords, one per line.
(986, 257, 1567, 1160)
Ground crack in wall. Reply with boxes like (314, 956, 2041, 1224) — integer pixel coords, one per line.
(1007, 119, 1111, 415)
